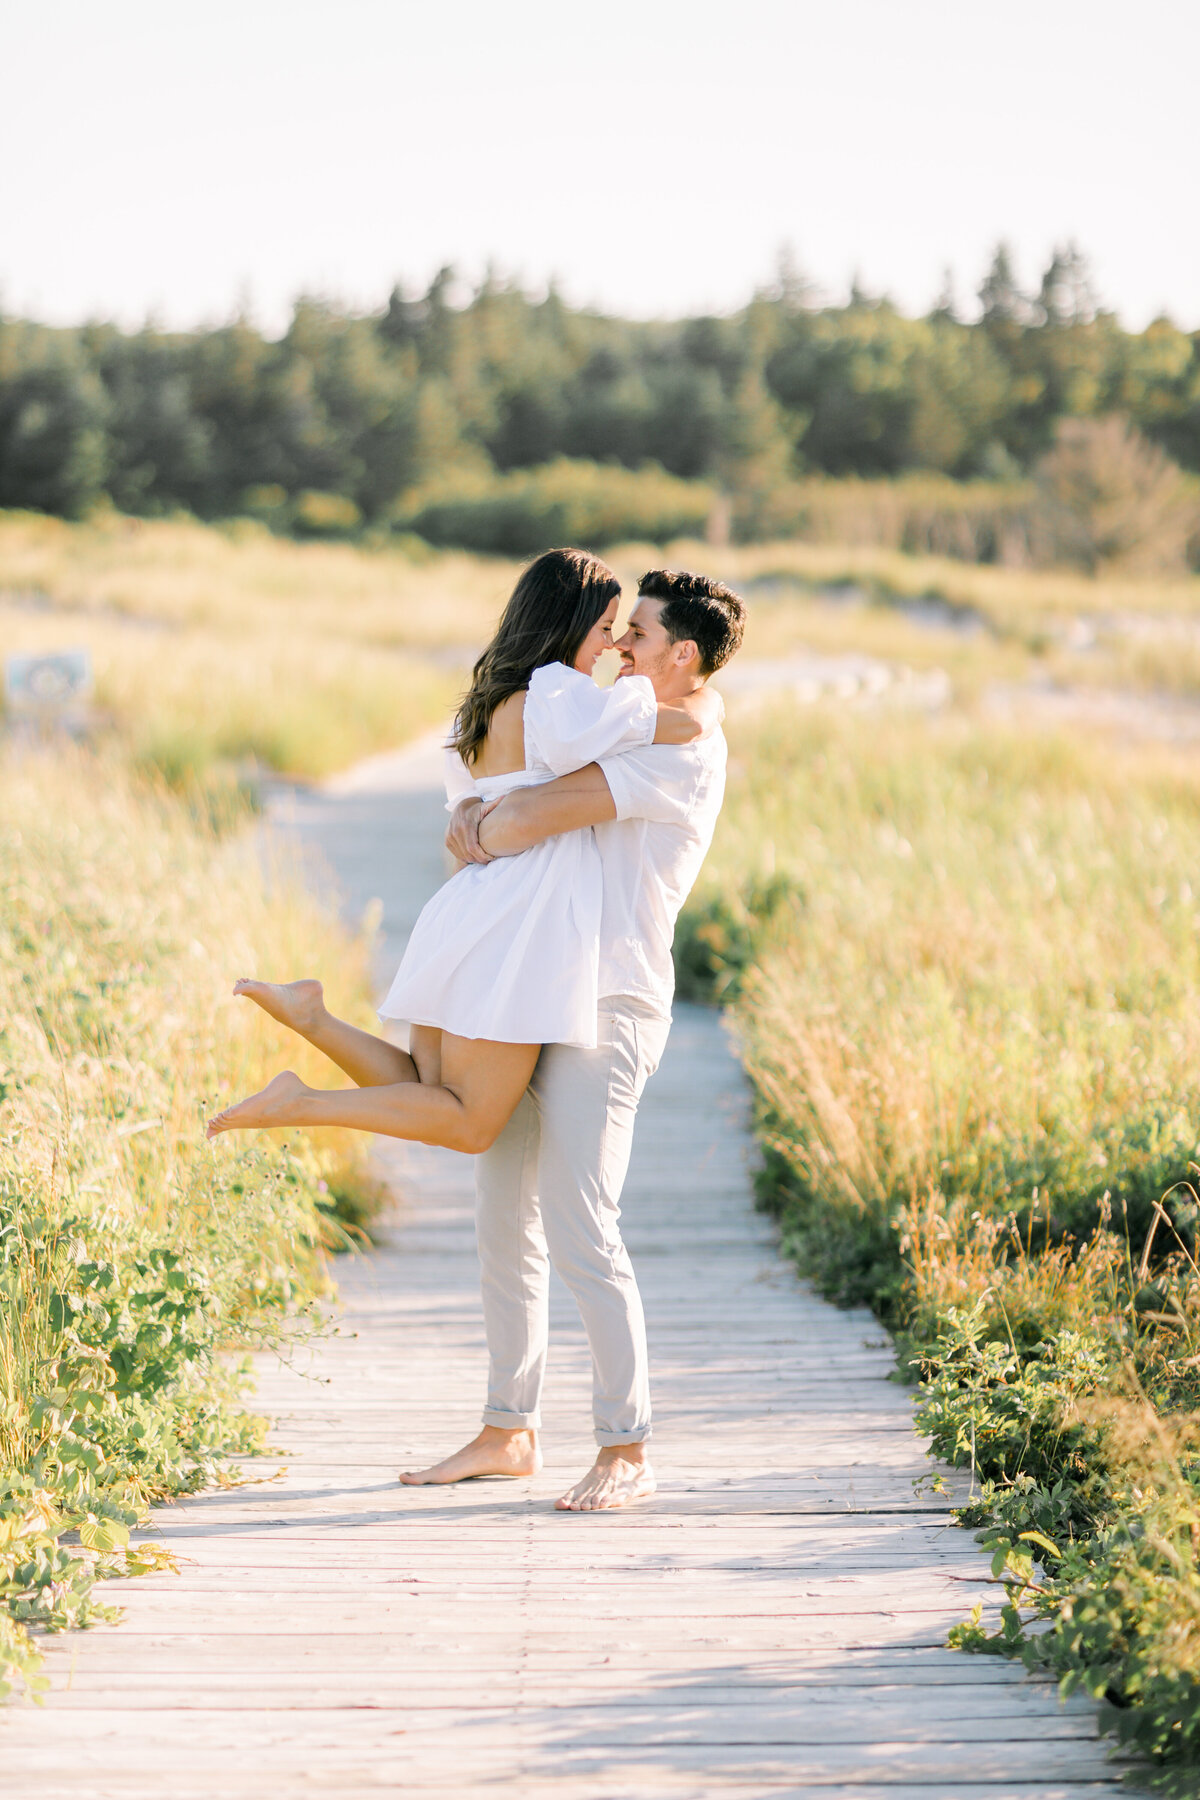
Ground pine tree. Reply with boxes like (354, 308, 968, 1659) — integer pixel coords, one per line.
(978, 244, 1026, 327)
(929, 268, 959, 324)
(1037, 242, 1097, 327)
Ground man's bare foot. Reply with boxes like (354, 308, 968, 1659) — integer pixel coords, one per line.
(233, 977, 327, 1035)
(398, 1426, 541, 1486)
(555, 1446, 656, 1512)
(206, 1070, 309, 1139)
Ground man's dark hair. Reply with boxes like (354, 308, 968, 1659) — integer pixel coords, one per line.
(638, 569, 746, 677)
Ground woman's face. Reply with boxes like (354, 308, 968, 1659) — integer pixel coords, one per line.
(572, 597, 619, 675)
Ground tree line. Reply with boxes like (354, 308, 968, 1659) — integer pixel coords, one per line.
(0, 245, 1196, 534)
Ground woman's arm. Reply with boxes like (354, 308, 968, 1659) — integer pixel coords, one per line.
(524, 665, 658, 774)
(480, 766, 617, 855)
(651, 686, 724, 744)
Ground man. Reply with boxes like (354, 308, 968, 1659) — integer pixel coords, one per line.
(402, 569, 745, 1511)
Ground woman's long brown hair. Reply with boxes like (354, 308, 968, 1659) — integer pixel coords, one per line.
(450, 547, 621, 767)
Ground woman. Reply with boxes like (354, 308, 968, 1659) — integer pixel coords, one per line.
(206, 547, 717, 1153)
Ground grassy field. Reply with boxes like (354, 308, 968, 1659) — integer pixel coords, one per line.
(0, 745, 385, 1697)
(701, 539, 1200, 712)
(0, 512, 485, 783)
(5, 511, 1200, 791)
(5, 511, 1200, 1764)
(678, 702, 1200, 1789)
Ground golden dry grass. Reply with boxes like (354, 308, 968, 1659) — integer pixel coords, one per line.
(0, 512, 507, 779)
(7, 511, 1200, 780)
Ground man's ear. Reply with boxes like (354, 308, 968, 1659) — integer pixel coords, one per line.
(672, 637, 701, 670)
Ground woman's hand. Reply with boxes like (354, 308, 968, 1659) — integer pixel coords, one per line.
(445, 797, 493, 865)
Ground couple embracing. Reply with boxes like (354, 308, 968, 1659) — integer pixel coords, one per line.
(208, 548, 745, 1511)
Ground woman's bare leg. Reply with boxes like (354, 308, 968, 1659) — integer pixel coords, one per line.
(232, 978, 418, 1087)
(206, 1033, 540, 1155)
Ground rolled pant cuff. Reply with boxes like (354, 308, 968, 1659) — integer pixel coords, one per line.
(482, 1406, 540, 1430)
(595, 1424, 652, 1447)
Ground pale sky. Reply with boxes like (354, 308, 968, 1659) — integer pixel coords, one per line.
(4, 0, 1197, 335)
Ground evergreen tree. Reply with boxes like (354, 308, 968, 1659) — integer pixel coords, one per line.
(978, 243, 1027, 328)
(0, 329, 109, 516)
(1037, 242, 1097, 327)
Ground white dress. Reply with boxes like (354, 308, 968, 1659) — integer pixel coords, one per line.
(378, 663, 658, 1049)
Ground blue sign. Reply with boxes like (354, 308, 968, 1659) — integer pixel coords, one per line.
(4, 650, 94, 711)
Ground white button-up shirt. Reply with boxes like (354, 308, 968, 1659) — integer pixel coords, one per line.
(595, 728, 728, 1018)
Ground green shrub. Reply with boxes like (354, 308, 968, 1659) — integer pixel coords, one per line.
(396, 458, 716, 554)
(674, 873, 801, 1003)
(1031, 417, 1200, 575)
(291, 490, 363, 538)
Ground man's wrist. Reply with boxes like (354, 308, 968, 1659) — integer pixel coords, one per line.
(478, 796, 520, 856)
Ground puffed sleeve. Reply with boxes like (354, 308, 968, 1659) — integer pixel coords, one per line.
(443, 744, 481, 813)
(523, 663, 657, 776)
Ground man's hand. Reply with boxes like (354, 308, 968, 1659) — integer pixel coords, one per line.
(445, 796, 493, 865)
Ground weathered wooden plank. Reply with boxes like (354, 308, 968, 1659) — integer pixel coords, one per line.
(25, 1683, 1090, 1721)
(0, 1717, 1128, 1780)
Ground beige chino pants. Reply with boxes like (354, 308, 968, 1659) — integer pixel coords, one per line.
(474, 996, 670, 1446)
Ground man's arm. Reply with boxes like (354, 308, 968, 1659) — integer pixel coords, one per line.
(443, 767, 618, 863)
(445, 738, 714, 862)
(480, 766, 617, 856)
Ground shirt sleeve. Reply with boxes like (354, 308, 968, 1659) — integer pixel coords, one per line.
(523, 664, 657, 776)
(597, 743, 714, 825)
(443, 744, 481, 813)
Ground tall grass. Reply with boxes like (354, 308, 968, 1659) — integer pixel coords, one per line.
(0, 602, 455, 784)
(696, 537, 1200, 632)
(0, 510, 486, 784)
(0, 745, 382, 1697)
(9, 512, 1200, 777)
(0, 510, 501, 646)
(690, 536, 1200, 708)
(679, 703, 1200, 1788)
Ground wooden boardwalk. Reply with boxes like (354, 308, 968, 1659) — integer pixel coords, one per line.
(1, 734, 1140, 1798)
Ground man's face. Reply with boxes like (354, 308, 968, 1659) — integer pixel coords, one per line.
(614, 597, 674, 685)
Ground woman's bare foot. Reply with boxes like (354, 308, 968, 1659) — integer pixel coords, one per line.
(233, 977, 327, 1034)
(555, 1447, 656, 1512)
(399, 1426, 541, 1486)
(206, 1070, 309, 1139)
